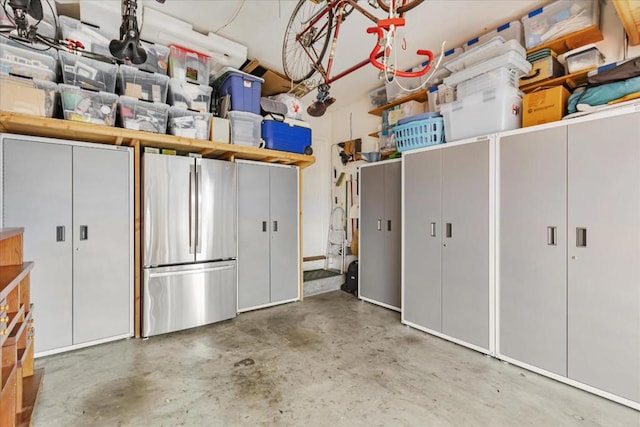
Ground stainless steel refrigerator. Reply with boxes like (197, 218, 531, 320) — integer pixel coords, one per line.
(143, 153, 237, 337)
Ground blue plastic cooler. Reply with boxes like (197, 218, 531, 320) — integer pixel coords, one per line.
(261, 119, 312, 155)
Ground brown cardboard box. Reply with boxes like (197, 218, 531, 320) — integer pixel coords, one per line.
(523, 86, 570, 127)
(242, 59, 293, 96)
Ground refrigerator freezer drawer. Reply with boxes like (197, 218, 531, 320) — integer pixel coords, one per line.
(143, 261, 237, 337)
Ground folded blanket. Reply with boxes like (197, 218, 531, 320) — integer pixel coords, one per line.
(567, 75, 640, 113)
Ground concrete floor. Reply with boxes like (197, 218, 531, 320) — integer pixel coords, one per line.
(33, 291, 638, 427)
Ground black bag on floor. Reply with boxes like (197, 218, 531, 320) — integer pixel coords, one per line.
(341, 260, 358, 296)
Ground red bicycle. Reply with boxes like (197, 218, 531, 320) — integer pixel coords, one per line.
(282, 0, 431, 116)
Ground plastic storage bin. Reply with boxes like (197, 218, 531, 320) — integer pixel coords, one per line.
(368, 86, 387, 107)
(227, 110, 262, 147)
(385, 71, 423, 102)
(0, 75, 57, 117)
(118, 65, 169, 103)
(464, 21, 524, 51)
(58, 15, 113, 58)
(59, 84, 118, 126)
(118, 96, 169, 133)
(564, 45, 604, 73)
(213, 68, 264, 115)
(168, 45, 210, 85)
(393, 115, 444, 152)
(262, 117, 312, 154)
(60, 51, 118, 92)
(440, 86, 522, 141)
(167, 78, 212, 113)
(125, 41, 170, 75)
(456, 68, 518, 99)
(0, 37, 58, 81)
(168, 107, 212, 140)
(444, 50, 531, 87)
(427, 85, 455, 113)
(522, 0, 599, 50)
(446, 39, 525, 73)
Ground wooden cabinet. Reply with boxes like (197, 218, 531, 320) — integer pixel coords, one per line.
(403, 139, 492, 352)
(359, 160, 402, 310)
(0, 228, 43, 427)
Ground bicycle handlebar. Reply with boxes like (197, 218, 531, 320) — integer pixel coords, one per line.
(367, 23, 434, 78)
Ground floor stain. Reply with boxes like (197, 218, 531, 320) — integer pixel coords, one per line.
(232, 361, 282, 407)
(285, 327, 323, 350)
(234, 358, 255, 368)
(80, 374, 153, 421)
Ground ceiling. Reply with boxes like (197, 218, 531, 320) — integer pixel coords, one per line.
(61, 0, 548, 108)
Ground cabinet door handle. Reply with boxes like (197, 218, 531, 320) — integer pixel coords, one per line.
(547, 226, 557, 246)
(377, 219, 382, 231)
(445, 223, 452, 238)
(273, 220, 278, 232)
(262, 221, 267, 232)
(80, 225, 88, 241)
(56, 226, 66, 242)
(387, 220, 391, 232)
(430, 222, 436, 237)
(576, 227, 587, 248)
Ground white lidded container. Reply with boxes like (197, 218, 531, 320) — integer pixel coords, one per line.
(440, 86, 522, 142)
(227, 110, 262, 147)
(456, 67, 519, 100)
(167, 107, 212, 140)
(444, 50, 531, 87)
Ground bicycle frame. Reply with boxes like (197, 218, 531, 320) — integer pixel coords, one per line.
(296, 0, 386, 85)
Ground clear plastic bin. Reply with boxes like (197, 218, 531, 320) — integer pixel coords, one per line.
(0, 74, 57, 117)
(522, 0, 599, 50)
(118, 96, 169, 133)
(464, 21, 524, 51)
(168, 107, 212, 140)
(168, 45, 211, 85)
(227, 110, 262, 147)
(565, 45, 604, 73)
(368, 86, 387, 107)
(385, 72, 423, 102)
(124, 41, 170, 75)
(427, 85, 454, 113)
(444, 50, 531, 87)
(58, 15, 113, 58)
(167, 78, 212, 113)
(59, 84, 118, 126)
(118, 65, 169, 103)
(0, 37, 58, 81)
(60, 51, 118, 92)
(446, 39, 525, 73)
(456, 68, 518, 100)
(440, 86, 522, 141)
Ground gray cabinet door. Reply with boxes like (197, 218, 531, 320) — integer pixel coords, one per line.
(567, 114, 640, 403)
(499, 128, 568, 375)
(2, 138, 73, 353)
(359, 164, 385, 304)
(404, 150, 442, 331)
(196, 159, 237, 262)
(383, 162, 402, 308)
(237, 163, 271, 310)
(72, 146, 131, 345)
(441, 140, 490, 349)
(269, 166, 299, 303)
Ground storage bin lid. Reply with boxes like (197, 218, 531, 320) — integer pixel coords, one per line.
(210, 66, 264, 86)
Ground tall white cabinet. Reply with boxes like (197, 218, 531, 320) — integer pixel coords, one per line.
(359, 160, 401, 310)
(498, 112, 640, 407)
(403, 138, 493, 352)
(237, 161, 299, 312)
(0, 134, 133, 355)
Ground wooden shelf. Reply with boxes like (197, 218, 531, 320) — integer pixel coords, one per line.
(520, 68, 594, 94)
(0, 229, 23, 241)
(1, 365, 16, 394)
(0, 263, 34, 300)
(1, 307, 25, 347)
(368, 91, 429, 116)
(16, 368, 44, 427)
(526, 25, 604, 56)
(0, 113, 316, 169)
(612, 0, 640, 46)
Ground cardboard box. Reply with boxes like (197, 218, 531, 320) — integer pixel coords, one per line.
(523, 86, 570, 127)
(242, 59, 292, 97)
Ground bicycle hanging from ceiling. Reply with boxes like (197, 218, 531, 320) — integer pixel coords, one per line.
(282, 0, 434, 117)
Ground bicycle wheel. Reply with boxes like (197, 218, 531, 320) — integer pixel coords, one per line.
(377, 0, 424, 14)
(283, 0, 334, 84)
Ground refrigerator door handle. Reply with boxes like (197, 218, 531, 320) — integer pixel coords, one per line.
(189, 165, 196, 254)
(148, 265, 235, 278)
(196, 164, 203, 254)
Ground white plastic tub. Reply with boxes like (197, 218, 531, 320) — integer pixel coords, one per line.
(456, 68, 518, 100)
(445, 39, 525, 73)
(168, 107, 212, 140)
(564, 45, 604, 73)
(522, 0, 599, 50)
(440, 86, 522, 141)
(227, 110, 262, 147)
(443, 50, 531, 87)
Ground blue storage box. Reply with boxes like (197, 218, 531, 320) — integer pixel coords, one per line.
(214, 68, 264, 115)
(262, 118, 312, 155)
